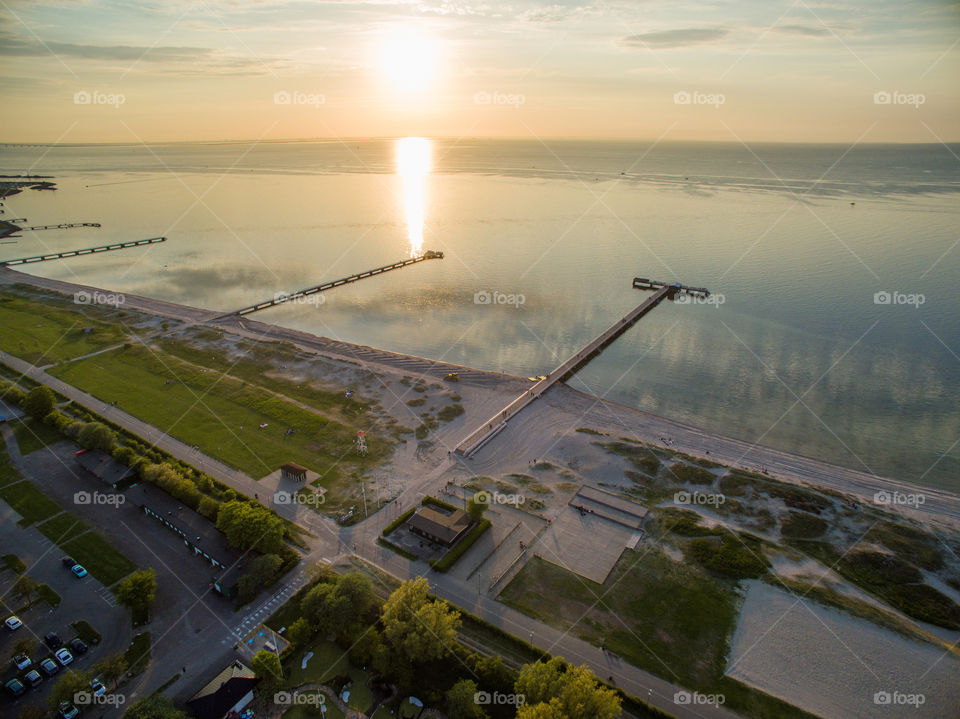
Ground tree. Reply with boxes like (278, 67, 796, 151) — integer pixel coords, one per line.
(216, 500, 284, 553)
(12, 637, 36, 657)
(122, 695, 190, 719)
(77, 421, 116, 452)
(250, 649, 283, 689)
(446, 679, 488, 719)
(515, 658, 621, 719)
(47, 669, 91, 709)
(286, 617, 314, 648)
(301, 572, 377, 637)
(379, 577, 460, 670)
(466, 494, 488, 522)
(115, 569, 157, 614)
(94, 652, 128, 687)
(236, 553, 283, 598)
(18, 706, 45, 719)
(12, 575, 40, 605)
(23, 386, 55, 419)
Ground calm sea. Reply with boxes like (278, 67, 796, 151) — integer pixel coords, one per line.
(2, 139, 958, 492)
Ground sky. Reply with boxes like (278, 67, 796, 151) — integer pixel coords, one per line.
(0, 0, 958, 143)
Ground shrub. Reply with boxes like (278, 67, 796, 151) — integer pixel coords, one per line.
(780, 511, 828, 540)
(431, 519, 491, 572)
(686, 533, 769, 579)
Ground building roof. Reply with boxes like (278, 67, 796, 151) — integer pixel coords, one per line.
(124, 482, 245, 570)
(280, 461, 308, 474)
(75, 450, 135, 487)
(187, 660, 259, 719)
(408, 506, 471, 544)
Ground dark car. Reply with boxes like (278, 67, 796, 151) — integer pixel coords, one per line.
(44, 632, 62, 649)
(68, 638, 88, 655)
(39, 658, 60, 677)
(4, 678, 26, 697)
(24, 670, 42, 688)
(61, 556, 76, 567)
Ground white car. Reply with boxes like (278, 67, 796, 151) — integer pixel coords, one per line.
(13, 654, 31, 671)
(4, 616, 23, 630)
(54, 648, 74, 666)
(90, 677, 106, 697)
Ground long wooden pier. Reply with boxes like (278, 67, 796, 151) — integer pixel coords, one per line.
(0, 221, 101, 240)
(226, 250, 444, 318)
(0, 236, 166, 266)
(454, 277, 710, 458)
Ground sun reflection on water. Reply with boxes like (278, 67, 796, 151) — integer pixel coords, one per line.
(395, 137, 431, 256)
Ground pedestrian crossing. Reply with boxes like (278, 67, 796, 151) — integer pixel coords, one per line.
(230, 568, 312, 639)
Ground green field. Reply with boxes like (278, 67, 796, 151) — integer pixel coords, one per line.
(0, 291, 131, 364)
(63, 531, 137, 586)
(49, 345, 390, 489)
(10, 417, 64, 455)
(0, 480, 61, 525)
(282, 698, 345, 719)
(38, 512, 93, 543)
(0, 442, 21, 487)
(285, 640, 373, 714)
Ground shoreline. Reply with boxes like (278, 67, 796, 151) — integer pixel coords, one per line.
(3, 264, 959, 526)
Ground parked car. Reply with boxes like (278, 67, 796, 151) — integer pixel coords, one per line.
(71, 564, 88, 578)
(44, 632, 62, 648)
(90, 677, 106, 697)
(59, 701, 80, 719)
(4, 678, 26, 697)
(61, 556, 76, 568)
(54, 648, 73, 666)
(12, 654, 31, 671)
(69, 638, 88, 655)
(24, 670, 42, 688)
(39, 658, 60, 677)
(4, 615, 23, 630)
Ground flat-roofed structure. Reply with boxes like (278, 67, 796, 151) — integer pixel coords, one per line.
(75, 449, 136, 489)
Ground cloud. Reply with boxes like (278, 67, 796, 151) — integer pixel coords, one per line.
(775, 24, 831, 37)
(620, 27, 728, 49)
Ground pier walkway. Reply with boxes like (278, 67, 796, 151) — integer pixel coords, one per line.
(0, 236, 165, 265)
(221, 250, 443, 318)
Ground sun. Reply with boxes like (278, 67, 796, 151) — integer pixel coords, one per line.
(378, 29, 437, 93)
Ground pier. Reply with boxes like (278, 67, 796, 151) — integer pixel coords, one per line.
(224, 250, 444, 317)
(454, 277, 710, 457)
(0, 221, 100, 239)
(0, 236, 166, 266)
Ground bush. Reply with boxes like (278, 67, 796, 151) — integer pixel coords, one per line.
(377, 537, 417, 560)
(0, 381, 25, 406)
(77, 421, 116, 452)
(686, 533, 769, 579)
(431, 519, 491, 572)
(23, 386, 55, 419)
(422, 496, 458, 512)
(382, 507, 416, 536)
(780, 511, 828, 540)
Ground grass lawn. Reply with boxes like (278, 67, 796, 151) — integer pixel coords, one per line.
(49, 345, 391, 498)
(37, 583, 61, 607)
(10, 417, 64, 455)
(2, 553, 26, 573)
(0, 443, 22, 487)
(0, 291, 130, 364)
(38, 512, 92, 543)
(285, 640, 373, 713)
(63, 531, 136, 586)
(71, 620, 101, 645)
(0, 481, 61, 525)
(125, 632, 151, 675)
(282, 699, 345, 719)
